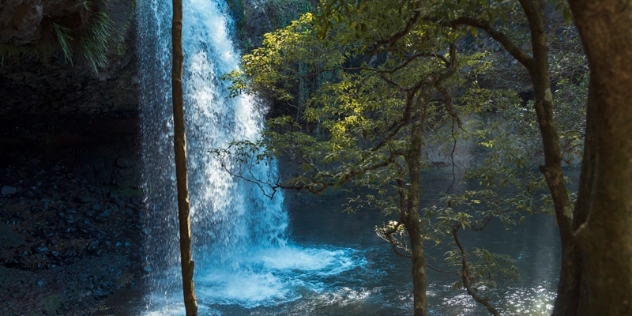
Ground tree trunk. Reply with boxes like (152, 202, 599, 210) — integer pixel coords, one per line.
(566, 1, 632, 314)
(553, 78, 599, 316)
(517, 2, 578, 313)
(405, 211, 427, 316)
(404, 82, 432, 316)
(172, 0, 198, 314)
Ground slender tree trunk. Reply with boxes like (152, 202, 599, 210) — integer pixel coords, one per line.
(518, 0, 573, 245)
(405, 211, 426, 316)
(566, 1, 632, 314)
(404, 83, 432, 316)
(517, 2, 578, 313)
(172, 0, 198, 314)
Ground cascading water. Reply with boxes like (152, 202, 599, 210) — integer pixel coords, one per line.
(136, 0, 363, 314)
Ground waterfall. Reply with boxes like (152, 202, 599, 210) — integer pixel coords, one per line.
(137, 0, 362, 314)
(137, 0, 287, 307)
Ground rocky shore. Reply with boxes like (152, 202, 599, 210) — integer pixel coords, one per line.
(0, 111, 146, 315)
(0, 21, 145, 312)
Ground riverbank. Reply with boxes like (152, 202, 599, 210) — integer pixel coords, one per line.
(0, 115, 144, 315)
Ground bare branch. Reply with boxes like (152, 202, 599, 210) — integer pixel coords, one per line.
(451, 224, 501, 316)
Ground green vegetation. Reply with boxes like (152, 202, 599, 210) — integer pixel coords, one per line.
(218, 0, 632, 314)
(0, 0, 134, 72)
(219, 1, 584, 313)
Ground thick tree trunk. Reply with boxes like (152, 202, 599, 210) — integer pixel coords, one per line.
(553, 78, 600, 316)
(566, 1, 632, 314)
(172, 0, 198, 315)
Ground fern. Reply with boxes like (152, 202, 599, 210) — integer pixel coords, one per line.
(51, 22, 74, 64)
(81, 10, 114, 72)
(0, 0, 132, 73)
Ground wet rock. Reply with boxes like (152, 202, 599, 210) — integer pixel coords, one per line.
(109, 203, 119, 213)
(94, 210, 109, 223)
(63, 248, 78, 258)
(115, 198, 126, 210)
(1, 186, 18, 195)
(0, 223, 25, 250)
(85, 210, 95, 219)
(115, 157, 134, 168)
(123, 208, 134, 217)
(65, 214, 76, 224)
(0, 0, 43, 45)
(86, 240, 100, 255)
(41, 294, 64, 315)
(107, 191, 119, 200)
(77, 196, 95, 204)
(99, 209, 111, 218)
(34, 246, 49, 254)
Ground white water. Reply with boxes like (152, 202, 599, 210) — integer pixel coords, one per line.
(136, 0, 365, 314)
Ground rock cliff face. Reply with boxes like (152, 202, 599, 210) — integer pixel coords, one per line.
(0, 0, 132, 45)
(1, 0, 47, 45)
(0, 2, 143, 314)
(0, 0, 139, 194)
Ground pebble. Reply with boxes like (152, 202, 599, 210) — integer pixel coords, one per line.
(86, 240, 99, 254)
(99, 209, 111, 218)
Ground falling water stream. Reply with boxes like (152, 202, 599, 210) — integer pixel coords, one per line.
(135, 0, 562, 315)
(137, 0, 363, 314)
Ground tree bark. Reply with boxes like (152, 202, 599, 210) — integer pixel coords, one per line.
(516, 2, 578, 313)
(403, 82, 431, 316)
(553, 73, 597, 316)
(172, 0, 198, 314)
(566, 1, 632, 314)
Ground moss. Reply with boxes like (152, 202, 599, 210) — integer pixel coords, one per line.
(41, 294, 64, 316)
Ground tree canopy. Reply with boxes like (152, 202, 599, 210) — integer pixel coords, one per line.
(219, 0, 592, 314)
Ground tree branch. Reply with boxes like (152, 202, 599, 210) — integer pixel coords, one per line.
(451, 224, 501, 316)
(367, 0, 423, 55)
(439, 16, 533, 69)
